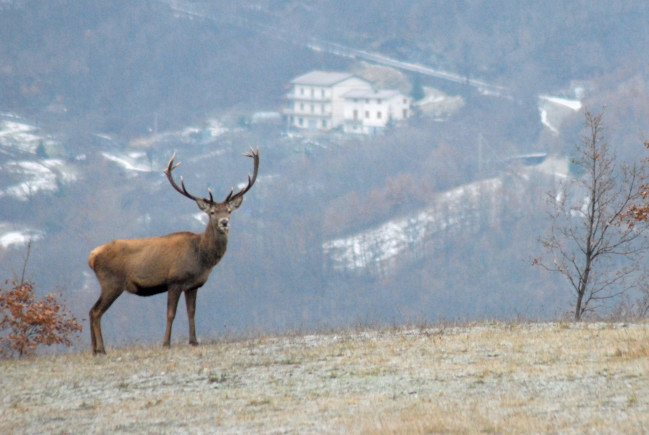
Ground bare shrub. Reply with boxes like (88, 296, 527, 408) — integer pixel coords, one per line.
(0, 243, 82, 358)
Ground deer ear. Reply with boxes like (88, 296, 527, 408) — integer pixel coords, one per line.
(227, 196, 244, 211)
(196, 199, 211, 212)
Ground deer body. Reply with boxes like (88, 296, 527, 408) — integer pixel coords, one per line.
(88, 149, 258, 354)
(89, 231, 225, 296)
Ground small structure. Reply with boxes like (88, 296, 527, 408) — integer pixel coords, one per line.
(284, 70, 411, 134)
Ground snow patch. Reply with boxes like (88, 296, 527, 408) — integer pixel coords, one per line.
(538, 95, 583, 111)
(324, 160, 570, 276)
(538, 95, 582, 135)
(193, 212, 207, 224)
(0, 116, 58, 154)
(0, 224, 44, 249)
(101, 151, 152, 172)
(323, 178, 503, 274)
(1, 159, 77, 201)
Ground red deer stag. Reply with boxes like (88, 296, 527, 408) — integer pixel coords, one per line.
(88, 148, 259, 354)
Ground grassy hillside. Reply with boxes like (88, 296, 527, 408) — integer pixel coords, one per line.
(2, 322, 649, 433)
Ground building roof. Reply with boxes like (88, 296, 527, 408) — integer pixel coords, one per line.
(290, 71, 358, 86)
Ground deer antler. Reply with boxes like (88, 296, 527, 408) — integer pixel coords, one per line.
(165, 149, 258, 205)
(164, 153, 214, 203)
(224, 147, 260, 203)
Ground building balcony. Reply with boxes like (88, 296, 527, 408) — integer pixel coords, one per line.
(285, 93, 332, 102)
(283, 108, 332, 118)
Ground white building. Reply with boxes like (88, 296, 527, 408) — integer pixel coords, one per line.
(342, 89, 411, 135)
(284, 70, 411, 134)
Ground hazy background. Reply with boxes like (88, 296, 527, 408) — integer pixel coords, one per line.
(2, 0, 649, 347)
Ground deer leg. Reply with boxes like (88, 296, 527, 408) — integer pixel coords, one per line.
(163, 287, 182, 347)
(185, 288, 198, 346)
(89, 287, 123, 355)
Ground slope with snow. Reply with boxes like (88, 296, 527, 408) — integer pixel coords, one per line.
(323, 158, 569, 277)
(538, 95, 582, 135)
(323, 178, 503, 276)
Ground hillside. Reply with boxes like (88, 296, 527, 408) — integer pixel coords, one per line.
(2, 322, 649, 433)
(323, 155, 569, 276)
(3, 1, 649, 343)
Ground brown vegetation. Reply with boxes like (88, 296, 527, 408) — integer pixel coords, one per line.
(0, 280, 82, 358)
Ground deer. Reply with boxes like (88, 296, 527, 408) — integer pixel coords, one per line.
(88, 148, 259, 355)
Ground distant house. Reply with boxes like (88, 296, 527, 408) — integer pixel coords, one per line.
(342, 89, 411, 135)
(284, 70, 411, 134)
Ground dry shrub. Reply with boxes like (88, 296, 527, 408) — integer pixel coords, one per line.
(0, 280, 82, 358)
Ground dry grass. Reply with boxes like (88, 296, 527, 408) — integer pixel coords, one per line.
(2, 322, 649, 434)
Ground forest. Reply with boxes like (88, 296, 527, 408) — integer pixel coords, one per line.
(2, 1, 649, 347)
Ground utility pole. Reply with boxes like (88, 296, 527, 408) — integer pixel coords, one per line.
(477, 133, 484, 175)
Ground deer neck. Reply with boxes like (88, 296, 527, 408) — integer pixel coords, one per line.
(199, 224, 228, 266)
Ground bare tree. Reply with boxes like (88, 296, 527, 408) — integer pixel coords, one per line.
(535, 111, 648, 320)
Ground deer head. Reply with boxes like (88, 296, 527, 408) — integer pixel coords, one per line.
(164, 147, 259, 235)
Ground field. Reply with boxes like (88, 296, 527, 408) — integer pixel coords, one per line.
(2, 322, 649, 434)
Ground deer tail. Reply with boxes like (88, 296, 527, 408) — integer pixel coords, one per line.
(88, 248, 99, 270)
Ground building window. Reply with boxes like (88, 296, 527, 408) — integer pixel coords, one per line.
(365, 111, 370, 118)
(300, 103, 304, 112)
(322, 89, 326, 98)
(403, 109, 408, 118)
(300, 87, 305, 95)
(377, 99, 382, 104)
(377, 111, 382, 119)
(311, 104, 314, 113)
(353, 110, 358, 121)
(298, 117, 304, 126)
(322, 120, 328, 128)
